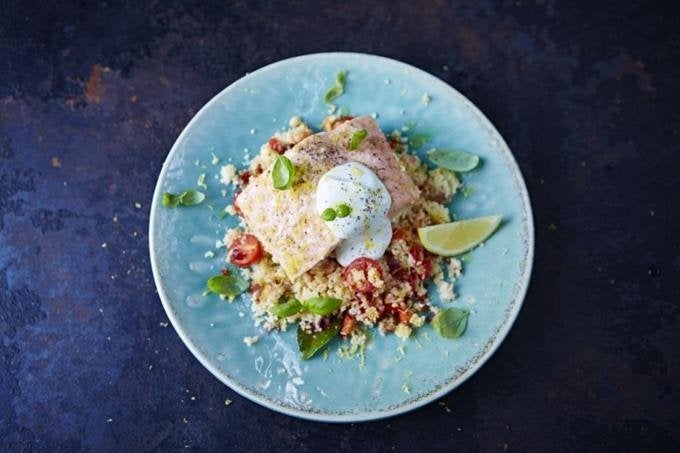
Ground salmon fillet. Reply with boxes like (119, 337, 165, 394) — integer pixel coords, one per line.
(236, 116, 420, 280)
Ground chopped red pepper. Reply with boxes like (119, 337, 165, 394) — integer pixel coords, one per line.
(340, 314, 356, 336)
(397, 308, 413, 324)
(391, 228, 408, 242)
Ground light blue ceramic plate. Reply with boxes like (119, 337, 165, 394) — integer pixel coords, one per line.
(149, 53, 534, 422)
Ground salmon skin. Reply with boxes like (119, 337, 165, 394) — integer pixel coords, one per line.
(237, 116, 419, 280)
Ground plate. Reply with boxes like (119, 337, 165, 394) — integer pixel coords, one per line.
(149, 53, 534, 422)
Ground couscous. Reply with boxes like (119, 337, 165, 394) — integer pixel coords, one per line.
(221, 115, 466, 357)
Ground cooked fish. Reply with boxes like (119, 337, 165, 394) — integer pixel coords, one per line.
(236, 116, 419, 280)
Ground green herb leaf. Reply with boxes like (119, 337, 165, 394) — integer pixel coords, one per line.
(270, 298, 303, 318)
(197, 173, 207, 189)
(426, 149, 480, 172)
(179, 190, 206, 206)
(303, 296, 342, 316)
(409, 134, 431, 150)
(336, 204, 351, 218)
(215, 208, 230, 219)
(162, 192, 180, 208)
(323, 70, 347, 103)
(432, 307, 470, 338)
(297, 320, 341, 360)
(272, 156, 296, 190)
(349, 129, 368, 150)
(321, 208, 336, 221)
(206, 274, 249, 297)
(162, 190, 205, 207)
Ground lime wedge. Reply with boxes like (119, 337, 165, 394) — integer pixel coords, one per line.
(418, 215, 502, 256)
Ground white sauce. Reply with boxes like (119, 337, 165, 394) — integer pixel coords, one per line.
(315, 162, 392, 266)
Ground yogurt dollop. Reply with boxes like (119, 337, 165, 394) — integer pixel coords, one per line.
(315, 162, 392, 266)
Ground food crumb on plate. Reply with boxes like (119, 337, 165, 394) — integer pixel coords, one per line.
(448, 258, 462, 279)
(243, 335, 259, 346)
(394, 323, 412, 340)
(220, 164, 238, 185)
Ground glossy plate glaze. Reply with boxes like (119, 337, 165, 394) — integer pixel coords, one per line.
(149, 53, 534, 422)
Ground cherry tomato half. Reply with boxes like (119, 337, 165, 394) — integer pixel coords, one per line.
(342, 257, 383, 293)
(228, 234, 263, 267)
(410, 245, 432, 279)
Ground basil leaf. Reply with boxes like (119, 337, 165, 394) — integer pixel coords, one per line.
(426, 148, 480, 172)
(349, 129, 368, 150)
(432, 307, 470, 339)
(272, 156, 296, 190)
(270, 298, 303, 318)
(336, 70, 347, 86)
(206, 274, 249, 297)
(162, 192, 179, 208)
(215, 208, 230, 219)
(179, 190, 205, 206)
(409, 134, 431, 150)
(297, 320, 341, 360)
(323, 70, 347, 103)
(303, 296, 342, 315)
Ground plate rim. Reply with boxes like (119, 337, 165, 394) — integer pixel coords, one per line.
(149, 52, 535, 423)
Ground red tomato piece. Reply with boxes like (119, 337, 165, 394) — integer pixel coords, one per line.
(342, 258, 383, 294)
(228, 234, 263, 267)
(410, 245, 432, 279)
(268, 138, 291, 154)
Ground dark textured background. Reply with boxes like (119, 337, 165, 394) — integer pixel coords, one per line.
(1, 0, 679, 451)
